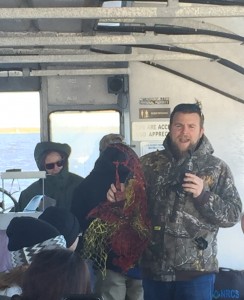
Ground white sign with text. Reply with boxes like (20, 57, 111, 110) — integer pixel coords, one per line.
(132, 121, 169, 141)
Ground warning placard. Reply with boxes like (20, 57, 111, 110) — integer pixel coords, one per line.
(132, 121, 169, 141)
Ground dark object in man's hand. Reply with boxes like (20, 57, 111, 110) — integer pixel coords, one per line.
(194, 237, 208, 250)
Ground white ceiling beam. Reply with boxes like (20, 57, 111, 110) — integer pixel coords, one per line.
(0, 53, 204, 64)
(0, 6, 244, 19)
(0, 68, 129, 77)
(0, 33, 239, 47)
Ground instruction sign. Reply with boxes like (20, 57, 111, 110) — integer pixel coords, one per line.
(132, 121, 169, 141)
(139, 108, 170, 119)
(139, 97, 170, 105)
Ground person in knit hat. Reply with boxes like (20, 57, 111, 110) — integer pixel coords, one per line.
(0, 216, 66, 297)
(99, 133, 124, 154)
(38, 206, 80, 251)
(16, 141, 83, 212)
(6, 216, 66, 267)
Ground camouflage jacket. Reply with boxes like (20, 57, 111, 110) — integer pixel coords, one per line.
(140, 134, 242, 281)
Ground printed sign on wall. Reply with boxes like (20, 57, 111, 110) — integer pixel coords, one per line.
(139, 108, 170, 119)
(139, 97, 169, 105)
(132, 121, 169, 141)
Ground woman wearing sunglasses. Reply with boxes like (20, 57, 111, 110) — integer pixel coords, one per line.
(16, 141, 84, 212)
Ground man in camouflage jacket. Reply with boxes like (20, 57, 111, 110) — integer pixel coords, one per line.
(107, 103, 242, 300)
(140, 103, 242, 300)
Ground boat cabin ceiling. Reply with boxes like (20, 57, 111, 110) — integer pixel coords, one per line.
(0, 0, 244, 104)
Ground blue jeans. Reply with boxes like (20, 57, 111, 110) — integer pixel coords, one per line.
(143, 274, 215, 300)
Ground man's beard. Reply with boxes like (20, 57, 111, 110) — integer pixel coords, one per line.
(170, 140, 198, 160)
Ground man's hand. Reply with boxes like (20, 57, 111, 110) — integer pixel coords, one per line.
(182, 173, 204, 198)
(107, 183, 125, 202)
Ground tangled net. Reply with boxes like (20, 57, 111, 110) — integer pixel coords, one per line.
(82, 143, 151, 277)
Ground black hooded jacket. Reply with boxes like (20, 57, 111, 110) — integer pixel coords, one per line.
(71, 143, 146, 278)
(71, 144, 130, 232)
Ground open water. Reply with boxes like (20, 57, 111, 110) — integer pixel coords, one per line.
(0, 133, 40, 210)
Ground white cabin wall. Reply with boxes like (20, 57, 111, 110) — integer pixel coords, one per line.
(129, 61, 244, 269)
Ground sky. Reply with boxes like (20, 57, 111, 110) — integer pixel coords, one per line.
(0, 92, 40, 128)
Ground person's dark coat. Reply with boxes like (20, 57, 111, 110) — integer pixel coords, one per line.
(71, 143, 148, 278)
(71, 144, 130, 232)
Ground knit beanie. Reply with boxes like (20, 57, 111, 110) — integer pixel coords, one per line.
(38, 206, 80, 248)
(99, 134, 124, 153)
(6, 216, 66, 267)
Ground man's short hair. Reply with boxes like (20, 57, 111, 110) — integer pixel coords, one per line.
(170, 103, 204, 127)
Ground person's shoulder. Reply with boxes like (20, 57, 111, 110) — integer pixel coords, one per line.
(140, 149, 166, 164)
(204, 154, 234, 177)
(72, 170, 106, 195)
(208, 154, 230, 168)
(68, 172, 84, 181)
(20, 180, 40, 194)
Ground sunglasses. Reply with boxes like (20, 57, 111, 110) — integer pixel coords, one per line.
(45, 159, 65, 170)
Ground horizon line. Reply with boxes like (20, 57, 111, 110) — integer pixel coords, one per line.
(0, 128, 40, 134)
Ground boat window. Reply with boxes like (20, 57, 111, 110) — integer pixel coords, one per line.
(49, 110, 120, 177)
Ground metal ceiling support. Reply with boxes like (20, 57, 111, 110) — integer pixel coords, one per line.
(0, 6, 244, 19)
(0, 48, 91, 55)
(167, 0, 179, 8)
(0, 34, 237, 47)
(0, 53, 203, 64)
(0, 68, 129, 77)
